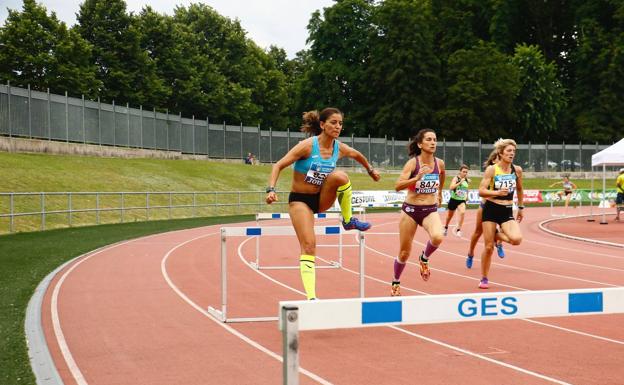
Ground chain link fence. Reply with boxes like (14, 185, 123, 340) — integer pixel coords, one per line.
(0, 83, 614, 171)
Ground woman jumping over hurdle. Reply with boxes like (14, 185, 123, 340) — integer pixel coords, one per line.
(549, 175, 577, 215)
(265, 108, 380, 300)
(391, 128, 445, 296)
(477, 138, 524, 289)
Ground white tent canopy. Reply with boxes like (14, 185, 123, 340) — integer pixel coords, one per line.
(589, 137, 623, 224)
(592, 138, 624, 166)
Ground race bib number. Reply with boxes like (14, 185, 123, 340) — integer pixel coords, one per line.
(455, 189, 468, 198)
(494, 174, 516, 192)
(414, 174, 440, 194)
(304, 162, 334, 186)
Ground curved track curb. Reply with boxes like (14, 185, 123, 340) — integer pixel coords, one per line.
(538, 214, 624, 248)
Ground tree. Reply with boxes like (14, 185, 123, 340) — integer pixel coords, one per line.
(432, 0, 495, 58)
(366, 0, 441, 139)
(489, 0, 576, 76)
(173, 3, 262, 124)
(300, 0, 375, 134)
(511, 44, 567, 142)
(75, 0, 167, 107)
(0, 0, 100, 96)
(436, 41, 520, 141)
(568, 0, 624, 142)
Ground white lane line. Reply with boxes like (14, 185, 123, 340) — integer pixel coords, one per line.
(51, 236, 160, 385)
(229, 229, 577, 384)
(360, 229, 624, 344)
(49, 227, 228, 385)
(522, 238, 624, 259)
(522, 319, 624, 345)
(161, 232, 332, 385)
(367, 218, 624, 284)
(389, 326, 572, 385)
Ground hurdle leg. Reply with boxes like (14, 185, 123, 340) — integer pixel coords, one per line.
(282, 306, 299, 385)
(207, 228, 228, 322)
(359, 231, 365, 298)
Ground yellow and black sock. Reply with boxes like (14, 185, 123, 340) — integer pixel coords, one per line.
(300, 254, 316, 300)
(337, 181, 353, 223)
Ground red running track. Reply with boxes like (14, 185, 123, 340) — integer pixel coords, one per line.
(40, 207, 624, 385)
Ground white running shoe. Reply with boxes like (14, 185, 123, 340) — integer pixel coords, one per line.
(454, 228, 462, 237)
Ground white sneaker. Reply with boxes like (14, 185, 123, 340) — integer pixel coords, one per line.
(443, 227, 448, 236)
(454, 229, 462, 237)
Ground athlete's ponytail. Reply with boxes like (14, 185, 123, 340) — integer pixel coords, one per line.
(301, 107, 343, 136)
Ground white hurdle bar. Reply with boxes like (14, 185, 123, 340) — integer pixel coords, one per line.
(207, 225, 365, 324)
(279, 287, 624, 384)
(253, 212, 349, 270)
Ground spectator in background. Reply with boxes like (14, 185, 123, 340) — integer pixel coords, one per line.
(245, 152, 256, 165)
(616, 168, 624, 221)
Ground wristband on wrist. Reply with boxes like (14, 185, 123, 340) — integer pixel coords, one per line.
(518, 205, 525, 209)
(266, 186, 276, 193)
(367, 167, 375, 175)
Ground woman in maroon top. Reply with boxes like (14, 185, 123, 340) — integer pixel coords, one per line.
(390, 129, 446, 296)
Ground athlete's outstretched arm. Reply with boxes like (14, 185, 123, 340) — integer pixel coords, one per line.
(266, 139, 311, 204)
(338, 142, 380, 181)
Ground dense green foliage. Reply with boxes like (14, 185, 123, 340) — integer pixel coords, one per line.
(1, 0, 622, 142)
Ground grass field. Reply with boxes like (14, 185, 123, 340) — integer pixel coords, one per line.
(1, 151, 599, 193)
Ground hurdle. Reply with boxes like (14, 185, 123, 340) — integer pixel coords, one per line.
(207, 225, 365, 324)
(253, 212, 348, 270)
(279, 287, 624, 384)
(549, 197, 583, 217)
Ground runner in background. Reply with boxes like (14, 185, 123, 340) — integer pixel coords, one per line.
(476, 139, 524, 289)
(444, 164, 470, 237)
(549, 175, 577, 215)
(465, 151, 507, 269)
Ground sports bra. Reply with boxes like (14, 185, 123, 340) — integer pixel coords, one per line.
(563, 181, 573, 191)
(293, 136, 340, 186)
(489, 163, 517, 201)
(408, 156, 440, 194)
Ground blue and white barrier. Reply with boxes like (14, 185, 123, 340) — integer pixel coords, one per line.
(253, 213, 346, 271)
(279, 287, 624, 383)
(255, 212, 342, 220)
(207, 225, 366, 324)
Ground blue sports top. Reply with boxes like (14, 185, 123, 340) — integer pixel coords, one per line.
(293, 136, 340, 186)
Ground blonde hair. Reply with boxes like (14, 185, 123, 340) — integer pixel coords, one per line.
(483, 149, 499, 168)
(494, 138, 517, 155)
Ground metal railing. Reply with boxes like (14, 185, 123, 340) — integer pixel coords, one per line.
(3, 188, 619, 234)
(0, 191, 289, 234)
